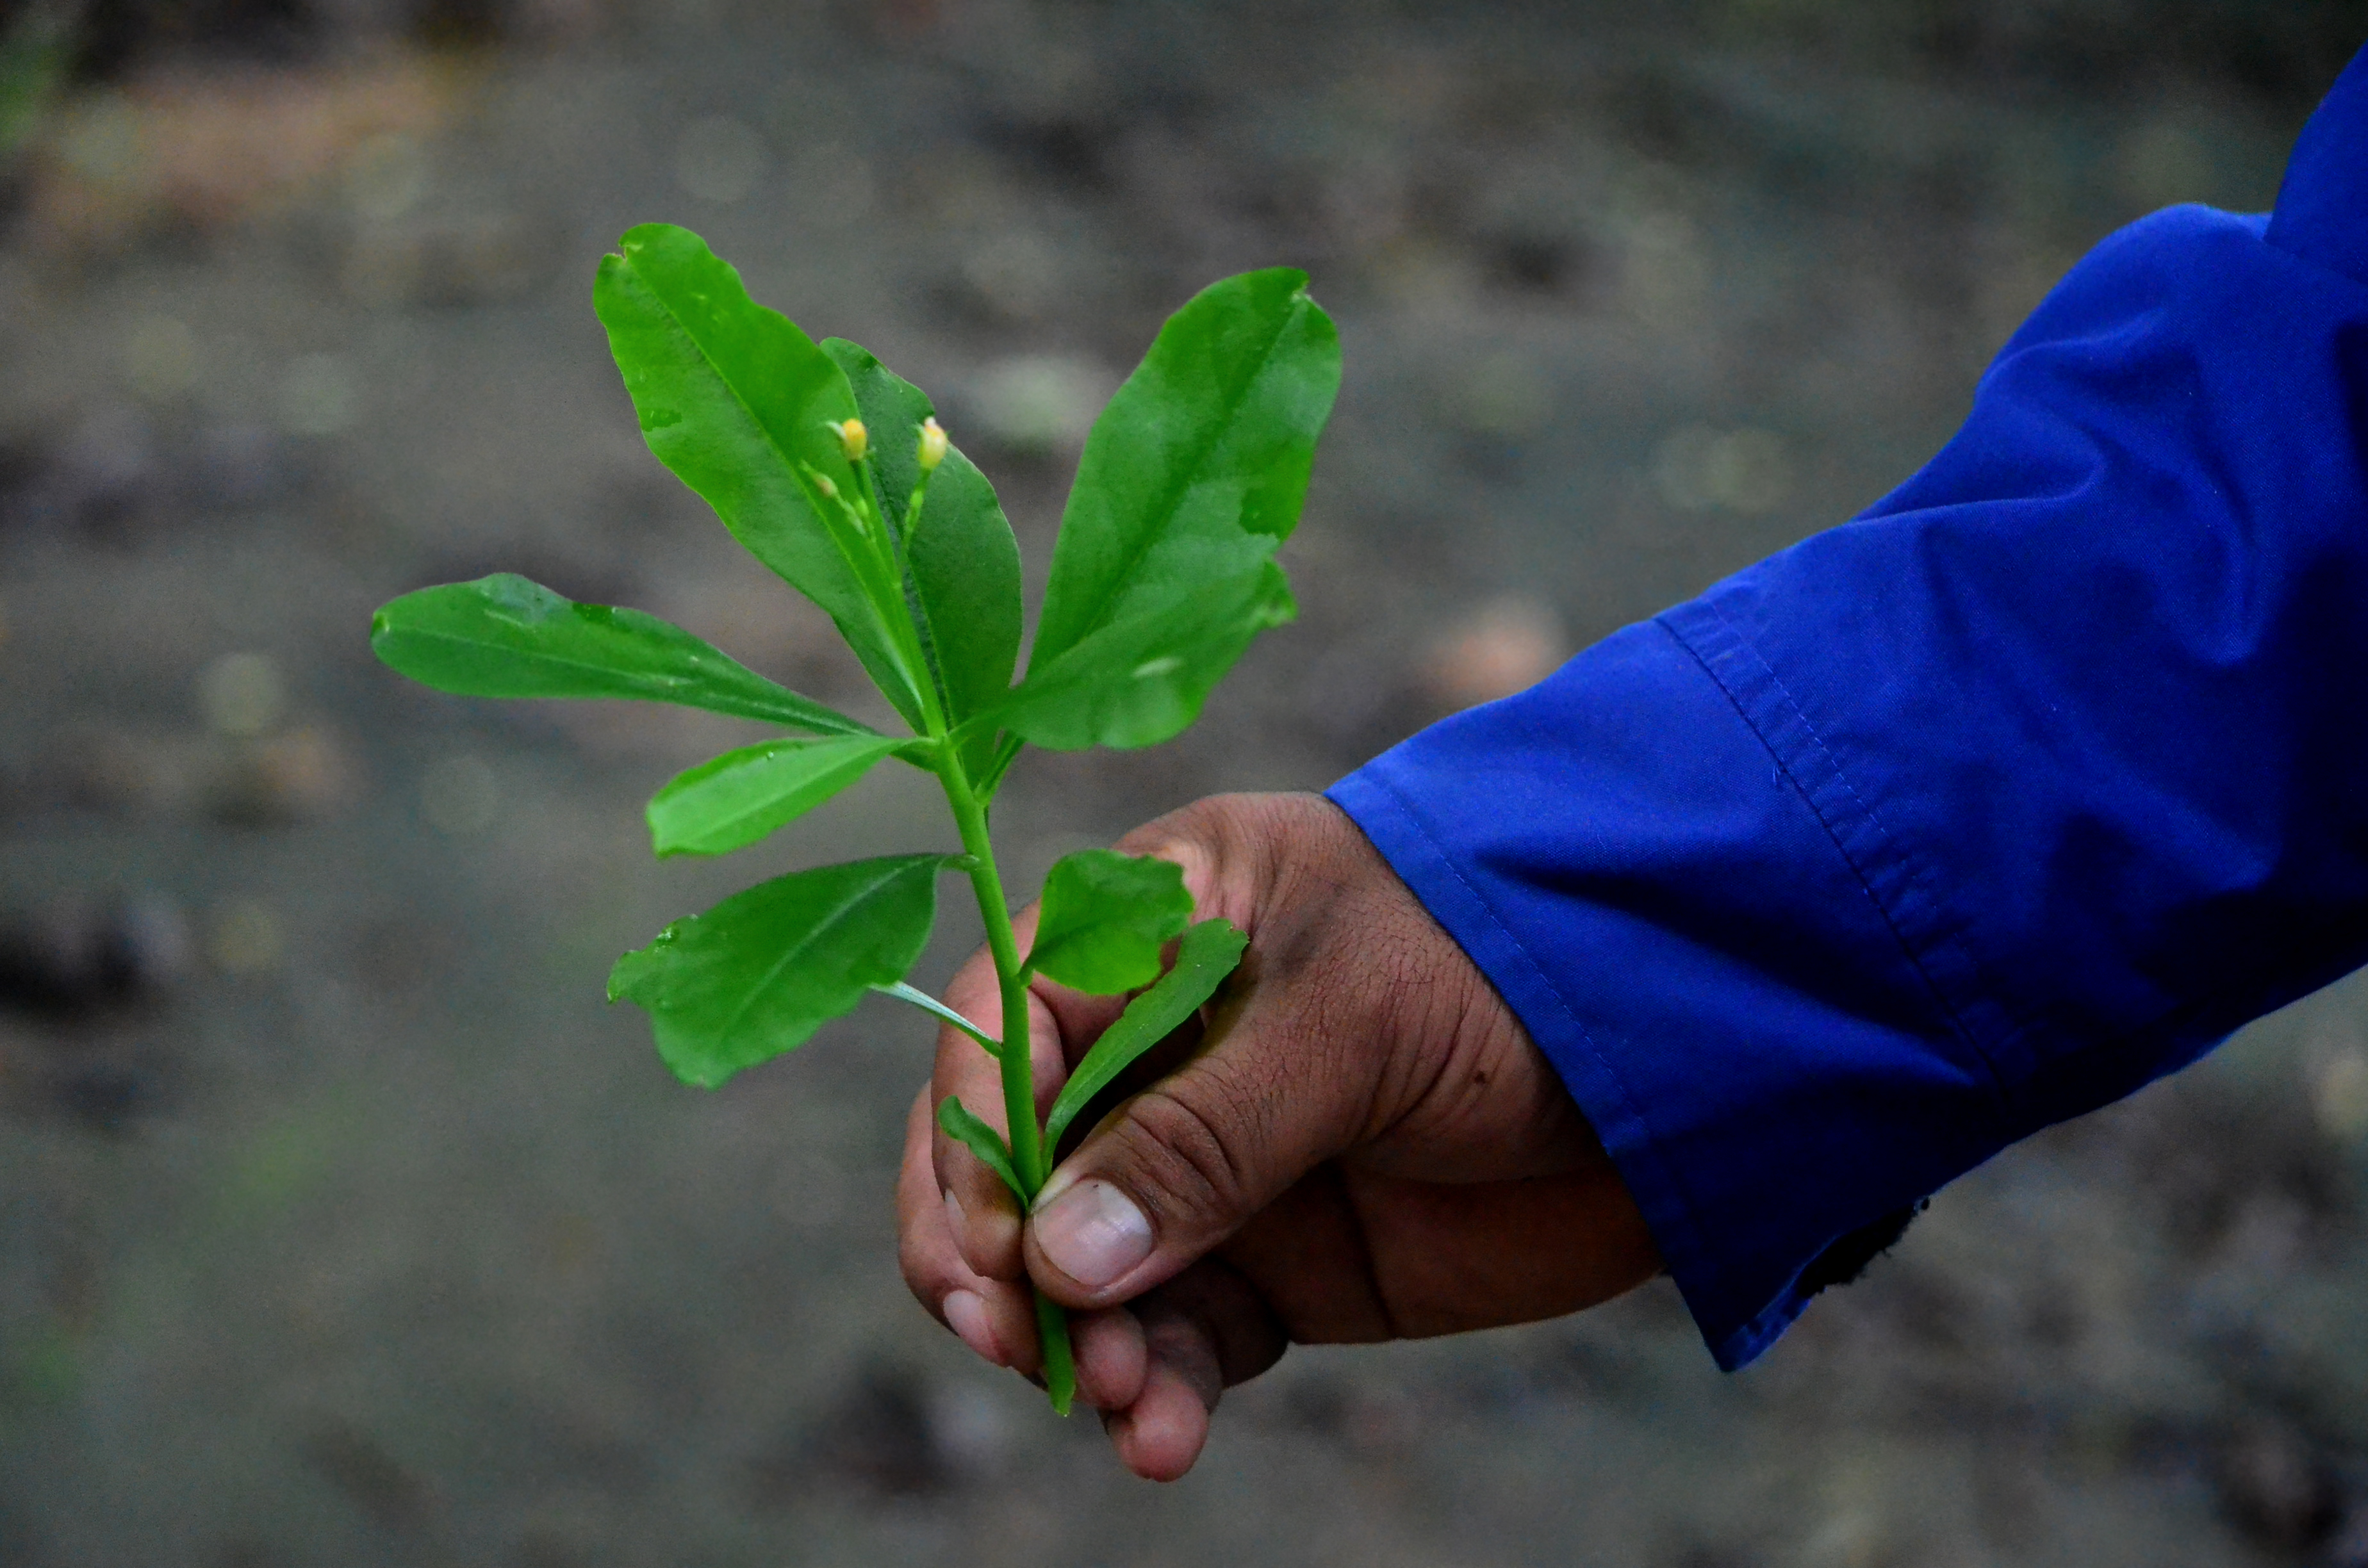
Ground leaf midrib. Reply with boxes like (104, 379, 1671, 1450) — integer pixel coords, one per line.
(664, 739, 895, 849)
(621, 250, 910, 717)
(715, 858, 935, 1043)
(385, 625, 872, 734)
(1037, 289, 1306, 671)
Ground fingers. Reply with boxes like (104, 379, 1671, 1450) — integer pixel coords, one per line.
(1071, 1305, 1147, 1410)
(1352, 1166, 1663, 1335)
(1022, 954, 1374, 1309)
(1221, 1162, 1663, 1344)
(1021, 796, 1387, 1309)
(1097, 1259, 1287, 1482)
(898, 1088, 1041, 1375)
(1104, 1323, 1217, 1483)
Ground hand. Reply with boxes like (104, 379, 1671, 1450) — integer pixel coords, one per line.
(897, 792, 1661, 1480)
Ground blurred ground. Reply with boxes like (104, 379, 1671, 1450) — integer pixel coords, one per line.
(1, 1, 2365, 1564)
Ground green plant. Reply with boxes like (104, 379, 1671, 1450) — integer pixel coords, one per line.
(370, 224, 1339, 1412)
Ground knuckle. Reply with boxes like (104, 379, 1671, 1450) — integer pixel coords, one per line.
(1115, 1070, 1265, 1233)
(1114, 794, 1283, 921)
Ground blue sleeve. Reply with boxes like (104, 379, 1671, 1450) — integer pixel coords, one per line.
(1328, 48, 2368, 1371)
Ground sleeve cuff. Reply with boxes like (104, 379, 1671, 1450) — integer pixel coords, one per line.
(1327, 617, 2012, 1369)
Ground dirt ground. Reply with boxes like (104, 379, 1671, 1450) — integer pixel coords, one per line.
(3, 2, 2366, 1564)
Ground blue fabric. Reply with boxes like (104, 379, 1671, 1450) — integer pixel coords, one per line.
(1329, 48, 2368, 1371)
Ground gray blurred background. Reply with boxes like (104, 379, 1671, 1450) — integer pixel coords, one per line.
(1, 1, 2365, 1562)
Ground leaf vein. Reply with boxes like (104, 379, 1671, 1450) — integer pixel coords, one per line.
(1044, 290, 1308, 664)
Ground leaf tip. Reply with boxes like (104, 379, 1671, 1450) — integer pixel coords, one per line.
(666, 1054, 730, 1090)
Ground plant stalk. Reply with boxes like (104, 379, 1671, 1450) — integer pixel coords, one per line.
(874, 419, 1071, 1410)
(934, 743, 1076, 1412)
(937, 754, 1043, 1188)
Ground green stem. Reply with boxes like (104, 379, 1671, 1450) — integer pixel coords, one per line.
(883, 439, 1064, 1410)
(937, 753, 1044, 1189)
(935, 741, 1076, 1414)
(900, 475, 932, 569)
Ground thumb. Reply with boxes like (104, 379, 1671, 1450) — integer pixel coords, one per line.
(1022, 972, 1377, 1309)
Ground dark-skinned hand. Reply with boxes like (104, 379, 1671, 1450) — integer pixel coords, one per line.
(897, 792, 1662, 1481)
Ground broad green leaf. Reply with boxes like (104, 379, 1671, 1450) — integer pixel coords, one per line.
(1044, 919, 1248, 1149)
(1024, 849, 1194, 994)
(937, 1095, 1025, 1202)
(1017, 268, 1338, 749)
(371, 574, 873, 735)
(647, 733, 904, 858)
(995, 559, 1294, 751)
(823, 339, 1022, 778)
(595, 224, 924, 726)
(608, 854, 946, 1088)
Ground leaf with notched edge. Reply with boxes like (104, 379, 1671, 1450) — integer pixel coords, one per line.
(1013, 268, 1338, 751)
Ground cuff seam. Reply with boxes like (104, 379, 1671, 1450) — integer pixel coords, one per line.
(1658, 601, 2019, 1129)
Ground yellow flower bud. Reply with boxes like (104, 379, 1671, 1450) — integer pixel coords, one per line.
(834, 418, 868, 463)
(916, 416, 948, 473)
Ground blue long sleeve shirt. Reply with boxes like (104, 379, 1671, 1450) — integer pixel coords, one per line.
(1329, 47, 2368, 1370)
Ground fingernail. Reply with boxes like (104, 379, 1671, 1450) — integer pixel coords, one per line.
(943, 1289, 1003, 1366)
(1033, 1179, 1153, 1292)
(943, 1187, 968, 1242)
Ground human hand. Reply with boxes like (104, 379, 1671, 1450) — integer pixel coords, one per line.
(897, 792, 1661, 1480)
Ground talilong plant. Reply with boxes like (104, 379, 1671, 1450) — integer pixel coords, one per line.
(368, 224, 1340, 1414)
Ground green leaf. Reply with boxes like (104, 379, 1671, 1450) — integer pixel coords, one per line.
(371, 574, 874, 735)
(1015, 268, 1339, 750)
(646, 733, 904, 858)
(609, 854, 947, 1088)
(823, 339, 1022, 778)
(994, 559, 1294, 751)
(1044, 919, 1248, 1149)
(1024, 849, 1194, 994)
(937, 1095, 1025, 1202)
(594, 224, 923, 727)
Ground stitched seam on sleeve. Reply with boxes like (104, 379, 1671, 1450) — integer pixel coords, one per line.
(1664, 609, 2018, 1120)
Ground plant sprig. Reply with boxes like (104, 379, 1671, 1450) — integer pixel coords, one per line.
(370, 224, 1340, 1414)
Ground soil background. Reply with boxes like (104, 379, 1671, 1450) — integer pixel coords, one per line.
(3, 2, 2367, 1564)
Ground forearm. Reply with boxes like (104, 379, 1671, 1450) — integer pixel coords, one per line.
(1333, 45, 2368, 1369)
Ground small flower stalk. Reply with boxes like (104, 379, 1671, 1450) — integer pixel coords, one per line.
(900, 417, 951, 560)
